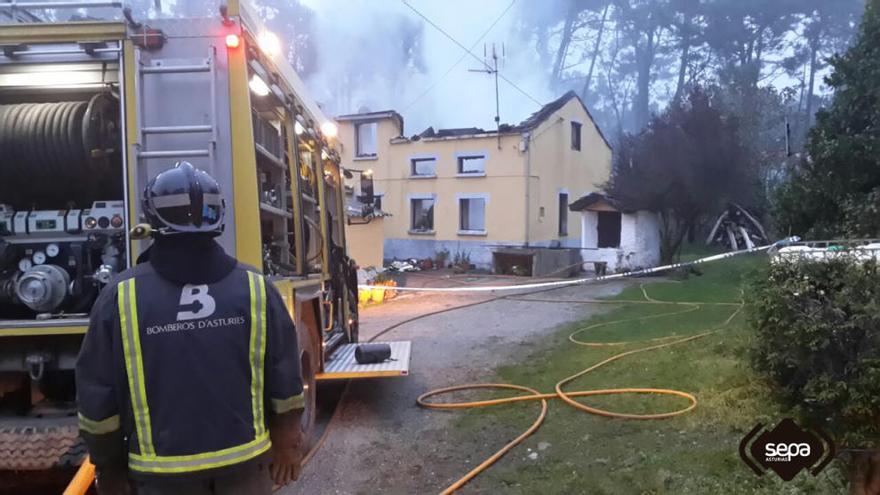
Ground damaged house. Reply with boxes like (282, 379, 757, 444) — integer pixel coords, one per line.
(336, 91, 616, 272)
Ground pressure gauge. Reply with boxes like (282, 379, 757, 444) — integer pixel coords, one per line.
(32, 251, 47, 265)
(18, 258, 32, 272)
(46, 243, 60, 258)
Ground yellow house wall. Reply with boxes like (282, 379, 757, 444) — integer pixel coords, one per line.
(526, 98, 612, 246)
(337, 118, 400, 169)
(344, 217, 385, 269)
(336, 96, 612, 267)
(381, 134, 526, 243)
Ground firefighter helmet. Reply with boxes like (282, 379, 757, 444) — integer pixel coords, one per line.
(143, 161, 225, 236)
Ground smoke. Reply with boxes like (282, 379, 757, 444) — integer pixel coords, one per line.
(300, 0, 553, 135)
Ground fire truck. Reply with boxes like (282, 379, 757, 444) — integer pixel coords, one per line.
(0, 0, 410, 474)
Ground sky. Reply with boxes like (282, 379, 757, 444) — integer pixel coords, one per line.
(300, 0, 553, 136)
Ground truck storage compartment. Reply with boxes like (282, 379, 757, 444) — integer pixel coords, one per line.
(0, 46, 126, 325)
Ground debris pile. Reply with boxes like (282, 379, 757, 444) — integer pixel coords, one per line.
(706, 204, 768, 250)
(386, 259, 420, 272)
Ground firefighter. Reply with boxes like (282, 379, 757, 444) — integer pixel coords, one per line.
(76, 162, 305, 494)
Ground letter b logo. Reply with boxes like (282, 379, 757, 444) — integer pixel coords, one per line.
(177, 284, 216, 321)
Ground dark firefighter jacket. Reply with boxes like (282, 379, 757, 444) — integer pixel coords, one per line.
(75, 237, 304, 480)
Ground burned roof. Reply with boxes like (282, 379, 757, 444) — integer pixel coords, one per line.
(419, 127, 486, 138)
(408, 91, 610, 149)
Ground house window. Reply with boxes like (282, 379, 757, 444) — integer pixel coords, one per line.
(597, 211, 622, 248)
(558, 193, 568, 236)
(459, 198, 486, 232)
(411, 157, 437, 176)
(457, 155, 486, 174)
(373, 194, 383, 212)
(571, 121, 582, 151)
(355, 122, 377, 157)
(411, 198, 434, 232)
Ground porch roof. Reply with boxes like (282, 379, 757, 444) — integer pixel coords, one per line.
(569, 192, 635, 213)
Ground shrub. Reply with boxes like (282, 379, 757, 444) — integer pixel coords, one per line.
(435, 248, 450, 268)
(748, 257, 880, 491)
(452, 249, 471, 270)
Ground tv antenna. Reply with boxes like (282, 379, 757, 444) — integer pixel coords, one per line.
(469, 43, 505, 149)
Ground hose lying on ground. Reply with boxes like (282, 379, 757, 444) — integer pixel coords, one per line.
(357, 244, 801, 493)
(289, 246, 794, 493)
(417, 283, 744, 494)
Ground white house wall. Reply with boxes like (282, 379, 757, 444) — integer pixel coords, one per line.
(578, 210, 661, 272)
(633, 211, 661, 268)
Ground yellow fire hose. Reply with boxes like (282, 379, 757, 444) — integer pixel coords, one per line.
(417, 284, 744, 494)
(63, 457, 94, 495)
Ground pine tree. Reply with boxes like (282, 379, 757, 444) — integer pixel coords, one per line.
(774, 0, 880, 238)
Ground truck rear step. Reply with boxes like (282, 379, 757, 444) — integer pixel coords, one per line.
(316, 341, 411, 380)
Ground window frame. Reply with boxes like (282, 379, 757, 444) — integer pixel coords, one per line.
(355, 121, 378, 158)
(457, 194, 488, 235)
(373, 193, 383, 212)
(409, 156, 438, 177)
(558, 192, 569, 236)
(409, 195, 436, 233)
(456, 152, 487, 176)
(570, 121, 582, 151)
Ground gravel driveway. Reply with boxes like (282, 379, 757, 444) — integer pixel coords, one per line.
(283, 278, 632, 495)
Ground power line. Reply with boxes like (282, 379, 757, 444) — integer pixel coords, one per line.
(402, 0, 517, 113)
(401, 0, 543, 107)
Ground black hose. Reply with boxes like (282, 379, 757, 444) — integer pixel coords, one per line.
(0, 95, 119, 207)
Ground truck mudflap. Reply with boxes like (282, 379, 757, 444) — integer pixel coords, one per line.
(316, 341, 411, 380)
(0, 422, 84, 470)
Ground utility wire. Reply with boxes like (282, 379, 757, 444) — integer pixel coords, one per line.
(401, 0, 543, 107)
(402, 0, 517, 113)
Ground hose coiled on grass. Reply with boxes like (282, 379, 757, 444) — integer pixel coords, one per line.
(417, 284, 744, 494)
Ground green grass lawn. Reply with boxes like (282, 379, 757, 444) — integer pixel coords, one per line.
(449, 253, 848, 494)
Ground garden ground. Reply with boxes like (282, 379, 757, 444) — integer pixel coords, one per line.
(452, 253, 848, 494)
(289, 252, 848, 494)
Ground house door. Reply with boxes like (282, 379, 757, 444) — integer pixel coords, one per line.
(597, 211, 622, 248)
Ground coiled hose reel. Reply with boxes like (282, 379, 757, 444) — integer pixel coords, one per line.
(0, 93, 119, 206)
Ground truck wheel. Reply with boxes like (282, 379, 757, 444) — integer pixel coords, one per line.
(0, 423, 85, 470)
